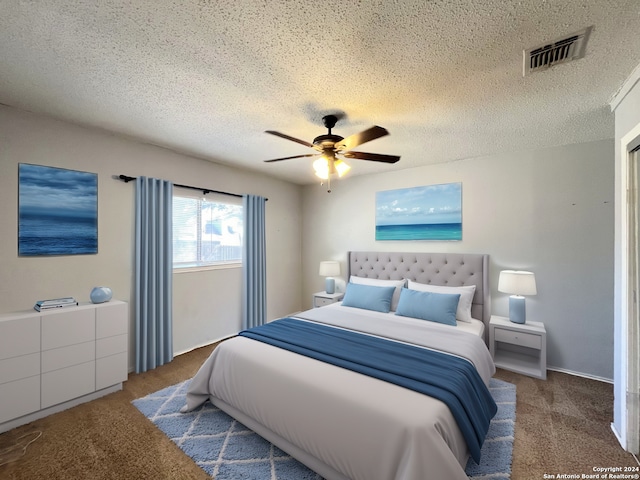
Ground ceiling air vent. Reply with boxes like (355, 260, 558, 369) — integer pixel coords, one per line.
(523, 26, 592, 76)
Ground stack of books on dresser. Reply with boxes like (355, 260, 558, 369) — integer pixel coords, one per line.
(34, 297, 78, 312)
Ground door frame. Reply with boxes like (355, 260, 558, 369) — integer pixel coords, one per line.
(620, 125, 640, 454)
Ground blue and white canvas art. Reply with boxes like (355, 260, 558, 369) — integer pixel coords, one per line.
(376, 183, 462, 241)
(19, 164, 98, 256)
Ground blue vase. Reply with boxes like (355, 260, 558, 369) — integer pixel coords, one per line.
(90, 287, 112, 304)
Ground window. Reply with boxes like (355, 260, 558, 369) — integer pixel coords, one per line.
(173, 193, 243, 269)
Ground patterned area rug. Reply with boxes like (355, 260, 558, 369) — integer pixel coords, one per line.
(133, 378, 515, 480)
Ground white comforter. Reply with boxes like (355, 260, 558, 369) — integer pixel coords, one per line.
(183, 306, 496, 480)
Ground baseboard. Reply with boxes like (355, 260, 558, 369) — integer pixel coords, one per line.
(174, 334, 236, 357)
(547, 365, 613, 384)
(611, 422, 626, 450)
(127, 335, 236, 373)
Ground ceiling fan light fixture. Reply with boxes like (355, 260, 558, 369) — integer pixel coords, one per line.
(334, 159, 351, 177)
(313, 155, 350, 180)
(313, 157, 330, 179)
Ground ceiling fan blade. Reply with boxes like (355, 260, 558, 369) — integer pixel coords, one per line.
(263, 153, 318, 163)
(334, 126, 389, 151)
(342, 151, 400, 164)
(265, 130, 315, 149)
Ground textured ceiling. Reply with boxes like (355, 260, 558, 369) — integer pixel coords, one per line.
(1, 1, 639, 185)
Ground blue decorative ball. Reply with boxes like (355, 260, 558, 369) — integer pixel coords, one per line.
(90, 287, 112, 304)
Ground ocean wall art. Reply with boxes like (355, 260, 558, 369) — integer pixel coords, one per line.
(19, 164, 98, 256)
(375, 182, 462, 241)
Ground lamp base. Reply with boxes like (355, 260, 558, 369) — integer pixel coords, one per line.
(325, 277, 335, 294)
(508, 296, 526, 323)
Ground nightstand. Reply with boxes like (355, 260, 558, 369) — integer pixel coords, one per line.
(312, 291, 344, 308)
(489, 315, 547, 380)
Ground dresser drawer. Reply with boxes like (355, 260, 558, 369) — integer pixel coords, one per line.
(42, 308, 95, 350)
(0, 376, 40, 423)
(41, 341, 95, 373)
(494, 327, 541, 349)
(0, 353, 40, 385)
(0, 316, 40, 361)
(41, 361, 95, 408)
(96, 302, 128, 339)
(96, 334, 127, 359)
(96, 352, 128, 390)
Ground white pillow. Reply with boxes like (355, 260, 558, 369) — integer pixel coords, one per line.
(407, 281, 476, 323)
(349, 276, 406, 311)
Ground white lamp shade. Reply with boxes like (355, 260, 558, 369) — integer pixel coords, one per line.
(313, 158, 330, 179)
(334, 159, 351, 177)
(319, 261, 340, 277)
(498, 270, 537, 296)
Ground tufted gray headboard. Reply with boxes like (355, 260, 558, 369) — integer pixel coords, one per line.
(348, 251, 491, 342)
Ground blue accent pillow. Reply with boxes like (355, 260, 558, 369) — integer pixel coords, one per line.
(395, 288, 461, 326)
(341, 283, 396, 313)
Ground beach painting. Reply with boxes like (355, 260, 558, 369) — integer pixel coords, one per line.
(19, 164, 98, 256)
(376, 183, 462, 241)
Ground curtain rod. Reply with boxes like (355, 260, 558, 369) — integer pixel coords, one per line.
(115, 175, 267, 200)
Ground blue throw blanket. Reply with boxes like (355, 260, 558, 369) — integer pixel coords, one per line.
(239, 317, 497, 463)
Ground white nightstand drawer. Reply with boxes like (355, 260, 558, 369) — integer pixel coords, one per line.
(312, 292, 344, 308)
(495, 328, 541, 349)
(315, 297, 335, 307)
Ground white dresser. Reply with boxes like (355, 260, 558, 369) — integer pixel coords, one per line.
(0, 300, 128, 432)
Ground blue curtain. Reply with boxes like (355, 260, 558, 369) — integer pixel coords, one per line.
(135, 177, 173, 373)
(242, 194, 267, 329)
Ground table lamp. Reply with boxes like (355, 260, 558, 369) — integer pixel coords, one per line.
(319, 261, 340, 294)
(498, 270, 537, 324)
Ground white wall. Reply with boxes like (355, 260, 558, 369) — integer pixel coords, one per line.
(612, 67, 640, 447)
(0, 105, 303, 367)
(302, 139, 614, 380)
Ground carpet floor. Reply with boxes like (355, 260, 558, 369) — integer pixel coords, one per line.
(132, 378, 515, 479)
(0, 342, 637, 479)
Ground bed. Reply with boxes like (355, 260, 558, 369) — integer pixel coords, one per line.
(183, 251, 496, 480)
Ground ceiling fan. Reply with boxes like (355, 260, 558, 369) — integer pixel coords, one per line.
(263, 115, 400, 192)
